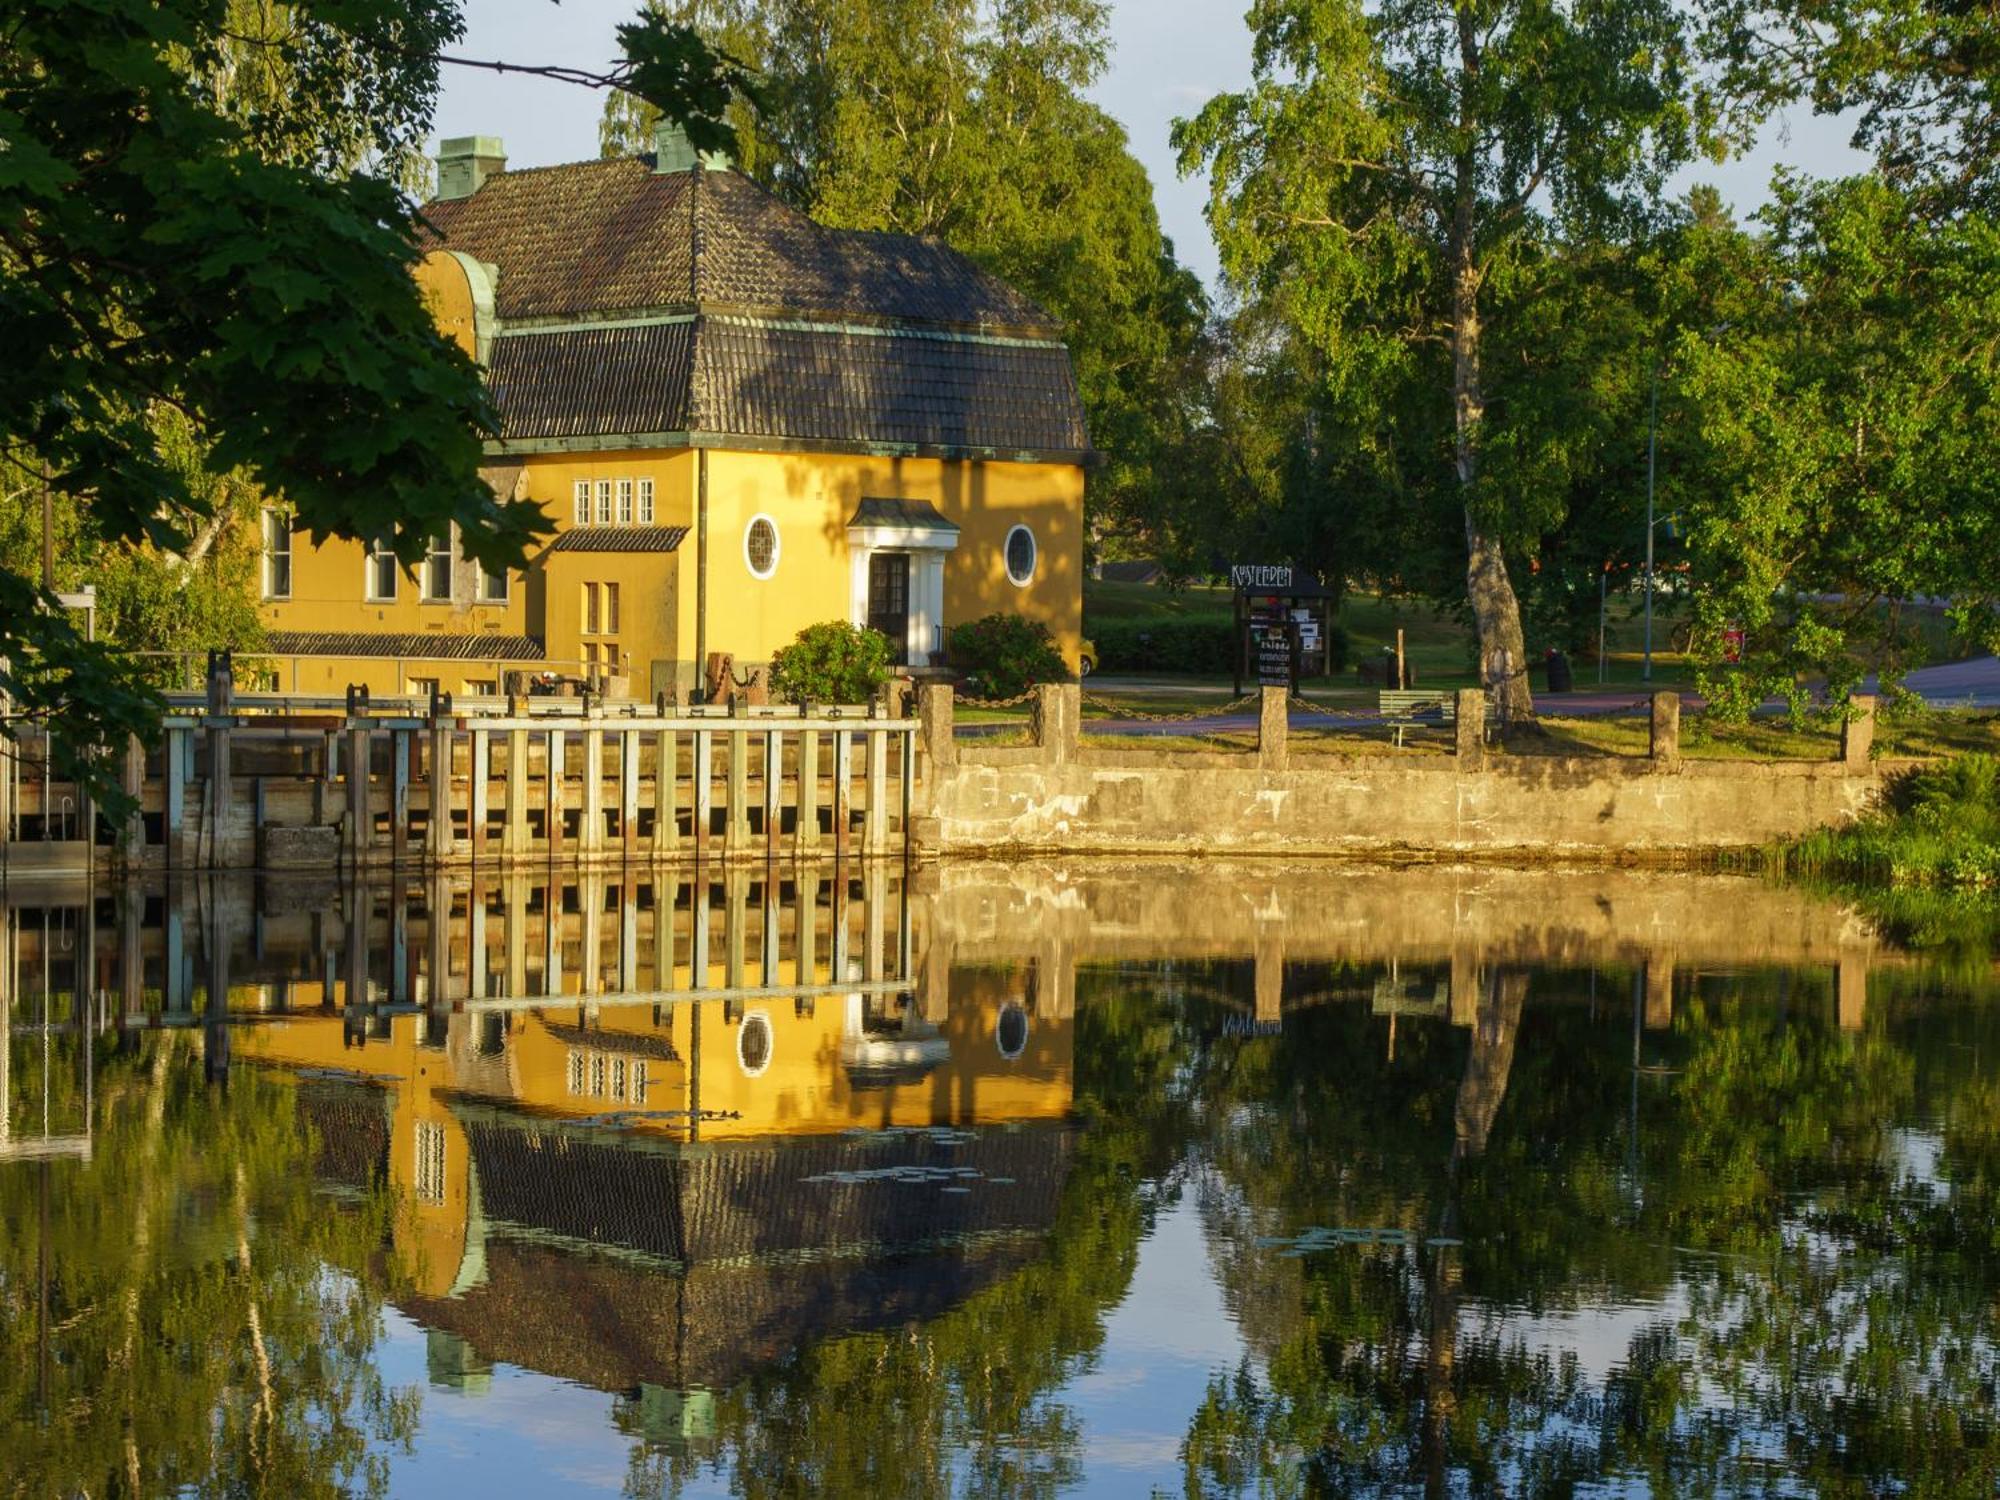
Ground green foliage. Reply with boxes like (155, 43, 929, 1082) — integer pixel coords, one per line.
(1, 0, 751, 799)
(1089, 616, 1349, 676)
(603, 0, 1208, 543)
(768, 619, 894, 703)
(1782, 755, 2000, 892)
(947, 612, 1068, 697)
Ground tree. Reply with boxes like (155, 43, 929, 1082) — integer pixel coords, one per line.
(1175, 0, 1709, 720)
(0, 0, 751, 795)
(602, 0, 1209, 552)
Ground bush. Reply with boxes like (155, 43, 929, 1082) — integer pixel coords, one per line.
(769, 621, 893, 704)
(1089, 616, 1349, 676)
(947, 613, 1068, 698)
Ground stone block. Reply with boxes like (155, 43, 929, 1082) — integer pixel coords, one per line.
(259, 823, 341, 871)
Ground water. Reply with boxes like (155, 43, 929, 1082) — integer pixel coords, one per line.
(3, 862, 1997, 1497)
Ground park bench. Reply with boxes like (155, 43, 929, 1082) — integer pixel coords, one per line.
(1376, 692, 1456, 748)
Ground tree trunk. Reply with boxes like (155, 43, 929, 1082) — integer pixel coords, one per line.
(1450, 13, 1536, 726)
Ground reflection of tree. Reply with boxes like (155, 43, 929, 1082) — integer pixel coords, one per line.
(0, 1035, 416, 1497)
(1181, 971, 2000, 1496)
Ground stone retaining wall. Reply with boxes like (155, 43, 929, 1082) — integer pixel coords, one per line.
(919, 685, 1890, 863)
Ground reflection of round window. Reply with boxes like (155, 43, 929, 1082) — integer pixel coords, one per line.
(996, 1003, 1029, 1060)
(738, 1010, 773, 1076)
(1004, 525, 1036, 587)
(745, 515, 779, 579)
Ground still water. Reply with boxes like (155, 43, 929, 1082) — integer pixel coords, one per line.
(3, 862, 1997, 1497)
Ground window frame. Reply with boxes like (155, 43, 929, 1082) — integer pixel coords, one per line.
(596, 478, 614, 526)
(573, 480, 591, 527)
(365, 537, 399, 602)
(1004, 523, 1038, 588)
(617, 478, 634, 525)
(637, 477, 655, 525)
(744, 514, 780, 579)
(260, 507, 293, 600)
(422, 528, 454, 603)
(604, 580, 620, 635)
(582, 581, 600, 636)
(479, 565, 509, 604)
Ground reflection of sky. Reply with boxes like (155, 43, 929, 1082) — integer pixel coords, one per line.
(366, 1198, 1249, 1497)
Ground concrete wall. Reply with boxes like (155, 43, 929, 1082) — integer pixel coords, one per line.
(921, 686, 1892, 863)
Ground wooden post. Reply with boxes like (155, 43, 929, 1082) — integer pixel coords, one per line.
(388, 729, 411, 867)
(620, 729, 640, 863)
(725, 700, 749, 856)
(832, 729, 853, 860)
(166, 726, 190, 869)
(505, 877, 527, 999)
(427, 722, 454, 861)
(581, 874, 603, 995)
(797, 727, 821, 853)
(210, 721, 233, 867)
(119, 735, 144, 865)
(693, 729, 713, 863)
(344, 726, 370, 871)
(1395, 627, 1406, 691)
(582, 724, 605, 858)
(1258, 685, 1288, 771)
(765, 727, 783, 861)
(865, 719, 888, 855)
(504, 727, 528, 862)
(691, 875, 711, 987)
(652, 728, 678, 859)
(653, 875, 677, 989)
(829, 865, 850, 984)
(795, 866, 820, 986)
(546, 727, 566, 863)
(470, 728, 490, 863)
(543, 877, 563, 997)
(724, 870, 747, 989)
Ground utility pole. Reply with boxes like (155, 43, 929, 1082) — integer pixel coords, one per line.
(1643, 365, 1658, 683)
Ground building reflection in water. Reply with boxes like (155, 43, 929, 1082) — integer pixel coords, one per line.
(1, 868, 1074, 1452)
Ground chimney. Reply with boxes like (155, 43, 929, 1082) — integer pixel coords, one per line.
(653, 120, 733, 174)
(436, 135, 506, 200)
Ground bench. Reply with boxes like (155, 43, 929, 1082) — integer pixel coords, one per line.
(1379, 689, 1490, 748)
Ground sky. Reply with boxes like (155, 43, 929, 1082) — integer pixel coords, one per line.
(432, 0, 1872, 289)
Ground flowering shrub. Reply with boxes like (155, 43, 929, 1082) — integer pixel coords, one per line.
(769, 621, 894, 704)
(947, 613, 1067, 698)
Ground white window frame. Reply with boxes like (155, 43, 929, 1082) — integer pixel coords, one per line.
(479, 566, 509, 603)
(365, 537, 399, 602)
(617, 478, 634, 525)
(260, 507, 292, 600)
(596, 479, 614, 526)
(573, 480, 590, 527)
(423, 528, 454, 603)
(744, 514, 780, 579)
(1004, 524, 1038, 588)
(637, 477, 655, 525)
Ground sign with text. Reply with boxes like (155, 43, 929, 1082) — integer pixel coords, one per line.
(1231, 563, 1295, 591)
(1254, 624, 1296, 688)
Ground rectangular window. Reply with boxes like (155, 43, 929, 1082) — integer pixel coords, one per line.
(582, 642, 599, 675)
(567, 1051, 585, 1095)
(604, 582, 620, 635)
(632, 1060, 648, 1104)
(479, 566, 509, 603)
(366, 537, 398, 601)
(414, 1121, 447, 1205)
(261, 508, 292, 599)
(596, 479, 614, 526)
(590, 1054, 607, 1097)
(617, 479, 634, 525)
(424, 529, 453, 602)
(637, 478, 654, 525)
(612, 1056, 628, 1101)
(583, 581, 600, 635)
(574, 480, 591, 527)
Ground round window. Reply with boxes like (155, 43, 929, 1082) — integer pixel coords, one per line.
(1004, 525, 1037, 587)
(738, 1010, 773, 1076)
(745, 515, 780, 579)
(996, 1003, 1030, 1060)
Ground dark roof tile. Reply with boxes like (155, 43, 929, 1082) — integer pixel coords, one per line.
(264, 631, 545, 661)
(545, 525, 690, 553)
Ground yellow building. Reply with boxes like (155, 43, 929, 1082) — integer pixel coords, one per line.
(258, 127, 1091, 698)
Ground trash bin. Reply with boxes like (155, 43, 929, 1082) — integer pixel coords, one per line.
(1543, 648, 1573, 694)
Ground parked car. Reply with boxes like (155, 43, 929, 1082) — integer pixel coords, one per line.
(1079, 638, 1098, 676)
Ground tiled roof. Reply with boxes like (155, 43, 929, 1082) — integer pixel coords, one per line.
(424, 158, 1091, 458)
(850, 497, 959, 531)
(544, 525, 690, 553)
(264, 631, 545, 661)
(541, 1022, 681, 1061)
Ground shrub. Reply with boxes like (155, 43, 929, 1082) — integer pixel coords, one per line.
(947, 612, 1068, 699)
(769, 621, 893, 705)
(1089, 617, 1349, 677)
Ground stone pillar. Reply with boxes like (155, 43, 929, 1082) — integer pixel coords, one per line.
(1257, 686, 1288, 771)
(1455, 689, 1487, 761)
(917, 684, 956, 771)
(1649, 691, 1681, 764)
(1644, 957, 1674, 1030)
(1031, 682, 1079, 765)
(1842, 695, 1876, 771)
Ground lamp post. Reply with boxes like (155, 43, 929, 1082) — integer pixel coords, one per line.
(1644, 363, 1658, 683)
